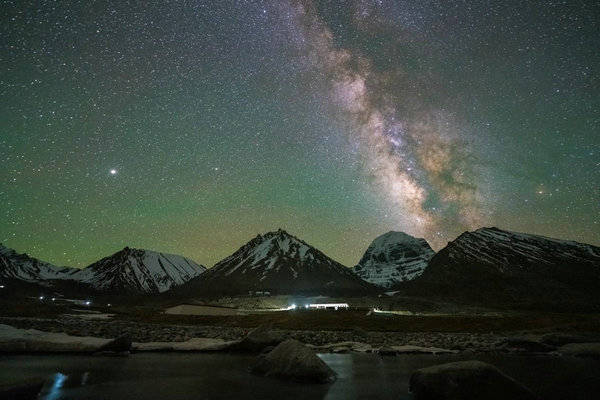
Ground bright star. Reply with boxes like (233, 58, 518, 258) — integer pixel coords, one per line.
(110, 169, 117, 175)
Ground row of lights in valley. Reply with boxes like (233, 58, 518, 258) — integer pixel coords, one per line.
(284, 303, 350, 311)
(38, 296, 101, 307)
(0, 285, 112, 308)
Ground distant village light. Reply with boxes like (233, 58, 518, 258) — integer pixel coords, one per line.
(308, 303, 349, 310)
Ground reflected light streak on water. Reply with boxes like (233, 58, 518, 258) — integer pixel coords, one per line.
(44, 372, 67, 400)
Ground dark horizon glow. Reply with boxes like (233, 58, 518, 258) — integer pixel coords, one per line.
(1, 1, 598, 268)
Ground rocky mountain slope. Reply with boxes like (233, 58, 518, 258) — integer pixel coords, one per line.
(353, 231, 435, 288)
(74, 247, 206, 294)
(402, 227, 600, 310)
(1, 244, 206, 294)
(0, 244, 77, 282)
(178, 229, 376, 296)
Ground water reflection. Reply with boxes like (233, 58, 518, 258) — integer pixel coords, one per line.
(81, 371, 90, 386)
(44, 372, 66, 400)
(2, 353, 597, 400)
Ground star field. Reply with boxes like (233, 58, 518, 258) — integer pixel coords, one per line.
(1, 0, 598, 268)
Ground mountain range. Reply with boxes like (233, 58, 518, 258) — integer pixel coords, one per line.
(2, 227, 599, 310)
(0, 244, 206, 294)
(0, 244, 78, 282)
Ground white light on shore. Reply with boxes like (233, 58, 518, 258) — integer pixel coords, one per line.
(85, 300, 91, 306)
(307, 303, 349, 310)
(39, 296, 44, 300)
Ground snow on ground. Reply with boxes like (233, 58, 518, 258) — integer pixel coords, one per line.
(0, 324, 236, 352)
(62, 313, 115, 320)
(0, 324, 111, 352)
(164, 305, 245, 316)
(133, 338, 237, 351)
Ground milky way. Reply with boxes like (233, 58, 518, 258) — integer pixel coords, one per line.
(287, 0, 484, 245)
(1, 0, 598, 267)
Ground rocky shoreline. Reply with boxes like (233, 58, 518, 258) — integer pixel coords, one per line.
(1, 315, 599, 356)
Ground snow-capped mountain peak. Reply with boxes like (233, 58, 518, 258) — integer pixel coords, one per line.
(353, 231, 435, 288)
(73, 247, 206, 293)
(0, 244, 77, 281)
(181, 229, 375, 295)
(219, 229, 315, 276)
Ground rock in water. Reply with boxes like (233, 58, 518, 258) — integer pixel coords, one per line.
(96, 335, 132, 354)
(378, 346, 397, 356)
(541, 333, 600, 347)
(230, 324, 283, 352)
(409, 360, 538, 400)
(251, 339, 336, 383)
(558, 343, 600, 360)
(498, 336, 555, 353)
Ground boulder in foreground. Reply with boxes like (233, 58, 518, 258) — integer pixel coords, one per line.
(96, 334, 132, 355)
(497, 336, 555, 353)
(251, 339, 336, 383)
(409, 360, 538, 400)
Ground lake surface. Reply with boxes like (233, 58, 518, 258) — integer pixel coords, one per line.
(1, 352, 599, 399)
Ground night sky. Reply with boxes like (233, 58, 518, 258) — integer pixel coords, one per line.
(1, 0, 598, 268)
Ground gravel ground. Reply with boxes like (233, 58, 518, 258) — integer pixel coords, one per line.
(0, 315, 507, 352)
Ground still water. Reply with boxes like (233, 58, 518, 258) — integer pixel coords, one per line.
(1, 352, 598, 399)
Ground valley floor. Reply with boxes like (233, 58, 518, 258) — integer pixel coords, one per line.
(1, 298, 600, 354)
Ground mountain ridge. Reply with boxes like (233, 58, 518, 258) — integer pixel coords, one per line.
(400, 226, 600, 311)
(0, 244, 206, 294)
